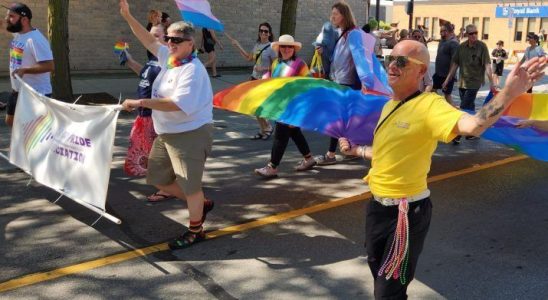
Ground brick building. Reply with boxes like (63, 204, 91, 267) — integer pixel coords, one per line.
(0, 0, 368, 74)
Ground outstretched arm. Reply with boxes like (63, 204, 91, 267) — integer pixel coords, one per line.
(516, 119, 548, 131)
(225, 32, 252, 61)
(119, 0, 161, 57)
(454, 56, 546, 136)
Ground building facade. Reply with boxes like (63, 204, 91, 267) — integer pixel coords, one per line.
(393, 0, 548, 52)
(0, 0, 368, 74)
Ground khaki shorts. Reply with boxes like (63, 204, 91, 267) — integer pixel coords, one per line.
(147, 123, 213, 195)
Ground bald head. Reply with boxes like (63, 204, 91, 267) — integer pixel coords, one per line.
(393, 40, 430, 65)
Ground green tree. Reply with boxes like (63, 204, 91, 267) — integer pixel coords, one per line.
(279, 0, 298, 36)
(48, 0, 73, 101)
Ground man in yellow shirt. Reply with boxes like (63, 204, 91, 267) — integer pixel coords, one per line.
(339, 40, 546, 299)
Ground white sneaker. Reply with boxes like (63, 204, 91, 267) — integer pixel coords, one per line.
(295, 158, 316, 171)
(254, 165, 278, 178)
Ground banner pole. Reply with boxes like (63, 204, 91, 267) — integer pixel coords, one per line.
(0, 151, 121, 224)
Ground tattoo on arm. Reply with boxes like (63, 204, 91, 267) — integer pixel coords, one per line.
(478, 102, 505, 122)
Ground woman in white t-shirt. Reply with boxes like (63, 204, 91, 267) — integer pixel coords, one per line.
(120, 0, 214, 250)
(227, 22, 278, 140)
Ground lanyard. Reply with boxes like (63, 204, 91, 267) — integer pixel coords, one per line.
(374, 90, 422, 136)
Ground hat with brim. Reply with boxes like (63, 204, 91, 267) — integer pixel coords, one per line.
(271, 34, 302, 52)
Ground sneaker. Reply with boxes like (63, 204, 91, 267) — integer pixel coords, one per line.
(314, 154, 337, 165)
(465, 135, 480, 140)
(254, 164, 278, 178)
(452, 136, 461, 145)
(343, 155, 360, 161)
(295, 158, 316, 171)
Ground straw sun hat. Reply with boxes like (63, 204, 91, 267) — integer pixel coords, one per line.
(271, 34, 302, 52)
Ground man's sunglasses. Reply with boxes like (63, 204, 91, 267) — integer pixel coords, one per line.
(259, 29, 270, 34)
(384, 55, 425, 68)
(467, 31, 478, 35)
(163, 36, 191, 44)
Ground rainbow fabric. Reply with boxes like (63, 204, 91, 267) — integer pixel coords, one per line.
(263, 58, 309, 79)
(215, 78, 548, 161)
(482, 92, 548, 161)
(10, 46, 23, 67)
(213, 77, 389, 145)
(113, 42, 128, 55)
(176, 0, 224, 32)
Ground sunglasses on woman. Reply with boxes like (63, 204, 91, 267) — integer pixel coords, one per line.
(259, 29, 270, 34)
(163, 36, 191, 44)
(384, 55, 425, 68)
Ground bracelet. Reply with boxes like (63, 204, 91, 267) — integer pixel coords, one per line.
(358, 146, 367, 160)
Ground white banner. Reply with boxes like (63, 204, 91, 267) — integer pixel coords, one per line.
(9, 78, 121, 222)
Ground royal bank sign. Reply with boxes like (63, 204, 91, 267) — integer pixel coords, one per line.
(496, 6, 548, 18)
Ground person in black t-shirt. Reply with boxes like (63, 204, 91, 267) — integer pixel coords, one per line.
(491, 40, 508, 88)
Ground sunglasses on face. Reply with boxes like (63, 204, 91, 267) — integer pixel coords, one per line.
(384, 55, 425, 68)
(467, 31, 478, 35)
(259, 29, 270, 34)
(163, 36, 190, 44)
(279, 45, 294, 49)
(412, 35, 422, 39)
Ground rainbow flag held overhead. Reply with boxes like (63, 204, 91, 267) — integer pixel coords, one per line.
(176, 0, 224, 31)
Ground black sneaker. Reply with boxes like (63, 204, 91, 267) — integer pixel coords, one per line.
(465, 136, 480, 140)
(452, 136, 461, 145)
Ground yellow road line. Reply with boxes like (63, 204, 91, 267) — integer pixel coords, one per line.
(0, 155, 528, 293)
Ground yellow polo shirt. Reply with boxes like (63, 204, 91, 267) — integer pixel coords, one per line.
(365, 92, 465, 198)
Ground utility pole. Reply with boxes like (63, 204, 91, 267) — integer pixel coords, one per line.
(408, 0, 414, 31)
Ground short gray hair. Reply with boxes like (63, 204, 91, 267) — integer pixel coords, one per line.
(167, 21, 195, 39)
(465, 24, 477, 33)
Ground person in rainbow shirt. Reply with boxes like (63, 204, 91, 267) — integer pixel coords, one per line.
(3, 2, 53, 127)
(254, 35, 317, 178)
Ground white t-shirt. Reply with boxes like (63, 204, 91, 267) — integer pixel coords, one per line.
(9, 29, 53, 94)
(151, 46, 213, 134)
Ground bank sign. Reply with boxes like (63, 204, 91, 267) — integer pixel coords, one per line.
(496, 6, 548, 18)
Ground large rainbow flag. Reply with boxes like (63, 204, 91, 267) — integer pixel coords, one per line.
(176, 0, 224, 31)
(214, 78, 548, 161)
(214, 77, 388, 145)
(482, 92, 548, 161)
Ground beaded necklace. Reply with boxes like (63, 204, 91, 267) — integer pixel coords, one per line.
(167, 51, 197, 69)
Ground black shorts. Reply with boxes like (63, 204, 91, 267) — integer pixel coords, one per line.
(492, 62, 504, 76)
(7, 91, 18, 116)
(432, 73, 455, 95)
(204, 42, 215, 53)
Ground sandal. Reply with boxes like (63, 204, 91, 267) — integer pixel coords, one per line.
(261, 130, 273, 140)
(147, 192, 176, 202)
(168, 229, 206, 250)
(250, 132, 264, 140)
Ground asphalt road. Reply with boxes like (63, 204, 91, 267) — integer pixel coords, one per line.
(0, 68, 547, 299)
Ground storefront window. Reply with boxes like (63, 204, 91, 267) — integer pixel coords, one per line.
(462, 17, 469, 29)
(527, 18, 537, 35)
(482, 18, 490, 40)
(432, 17, 439, 40)
(515, 18, 524, 41)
